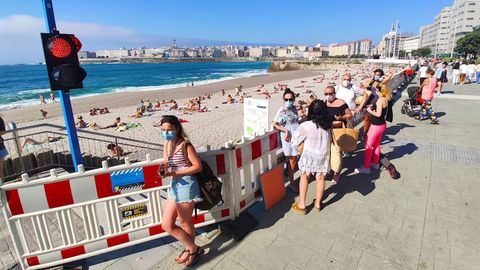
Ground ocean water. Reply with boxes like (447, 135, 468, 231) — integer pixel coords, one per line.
(0, 61, 271, 110)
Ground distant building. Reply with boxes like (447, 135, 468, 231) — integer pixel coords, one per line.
(329, 39, 372, 57)
(95, 49, 130, 58)
(249, 47, 270, 57)
(144, 48, 165, 57)
(402, 35, 420, 55)
(186, 49, 200, 58)
(275, 48, 290, 58)
(78, 51, 96, 59)
(419, 0, 480, 56)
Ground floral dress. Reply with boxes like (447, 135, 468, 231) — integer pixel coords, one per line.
(274, 106, 299, 156)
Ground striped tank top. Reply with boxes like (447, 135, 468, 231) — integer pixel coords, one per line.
(168, 142, 191, 171)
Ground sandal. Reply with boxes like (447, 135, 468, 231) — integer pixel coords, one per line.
(175, 248, 189, 264)
(184, 245, 204, 267)
(291, 202, 306, 215)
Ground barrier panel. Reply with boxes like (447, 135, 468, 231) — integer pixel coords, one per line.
(230, 131, 281, 217)
(0, 131, 279, 270)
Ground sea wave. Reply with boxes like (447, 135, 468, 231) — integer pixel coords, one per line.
(17, 88, 51, 95)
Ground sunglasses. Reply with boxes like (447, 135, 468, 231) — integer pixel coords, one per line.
(324, 93, 334, 96)
(284, 98, 295, 101)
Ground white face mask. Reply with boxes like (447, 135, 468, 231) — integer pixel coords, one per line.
(342, 80, 351, 88)
(325, 94, 335, 102)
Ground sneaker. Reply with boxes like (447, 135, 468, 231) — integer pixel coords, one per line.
(371, 163, 380, 170)
(437, 91, 441, 96)
(387, 164, 400, 179)
(355, 167, 371, 174)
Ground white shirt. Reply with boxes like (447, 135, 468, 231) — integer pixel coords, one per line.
(336, 84, 360, 110)
(467, 64, 476, 74)
(460, 64, 468, 74)
(419, 66, 428, 78)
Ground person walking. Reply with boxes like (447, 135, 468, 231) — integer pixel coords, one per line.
(0, 116, 8, 184)
(476, 62, 480, 84)
(467, 60, 476, 84)
(355, 82, 390, 174)
(325, 86, 352, 184)
(418, 62, 429, 86)
(291, 100, 332, 214)
(50, 92, 57, 103)
(39, 94, 47, 105)
(158, 115, 204, 267)
(460, 61, 468, 85)
(436, 62, 448, 96)
(451, 61, 461, 85)
(273, 90, 300, 192)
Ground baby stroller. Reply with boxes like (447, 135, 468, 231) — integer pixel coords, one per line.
(400, 87, 423, 117)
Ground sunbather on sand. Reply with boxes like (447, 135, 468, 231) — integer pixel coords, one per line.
(22, 136, 62, 148)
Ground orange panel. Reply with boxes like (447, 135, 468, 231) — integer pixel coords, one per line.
(259, 165, 286, 210)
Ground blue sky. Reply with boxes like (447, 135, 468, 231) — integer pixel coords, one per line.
(1, 0, 454, 64)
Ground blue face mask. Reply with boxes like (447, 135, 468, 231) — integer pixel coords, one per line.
(162, 130, 175, 141)
(374, 75, 383, 81)
(284, 101, 294, 108)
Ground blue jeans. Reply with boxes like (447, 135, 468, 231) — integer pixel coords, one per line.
(477, 73, 480, 84)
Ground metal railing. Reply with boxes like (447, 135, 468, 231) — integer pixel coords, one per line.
(1, 123, 163, 182)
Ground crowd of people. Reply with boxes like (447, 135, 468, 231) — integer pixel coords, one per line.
(272, 67, 397, 214)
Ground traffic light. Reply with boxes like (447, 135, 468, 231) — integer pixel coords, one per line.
(41, 33, 87, 91)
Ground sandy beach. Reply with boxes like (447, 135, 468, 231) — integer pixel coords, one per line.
(2, 63, 403, 154)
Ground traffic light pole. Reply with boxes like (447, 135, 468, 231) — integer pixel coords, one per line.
(42, 0, 83, 170)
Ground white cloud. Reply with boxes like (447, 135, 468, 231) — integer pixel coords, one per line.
(0, 14, 150, 64)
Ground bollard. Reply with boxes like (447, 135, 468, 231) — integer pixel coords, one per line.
(101, 161, 108, 170)
(146, 154, 151, 162)
(124, 156, 131, 166)
(21, 173, 30, 183)
(8, 122, 25, 174)
(77, 164, 85, 173)
(50, 169, 57, 178)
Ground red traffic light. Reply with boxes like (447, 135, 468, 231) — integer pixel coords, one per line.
(41, 32, 87, 91)
(48, 37, 72, 58)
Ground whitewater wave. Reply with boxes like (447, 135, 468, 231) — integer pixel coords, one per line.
(17, 88, 51, 95)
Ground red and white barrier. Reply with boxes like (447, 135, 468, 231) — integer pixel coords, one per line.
(0, 131, 280, 270)
(231, 131, 281, 216)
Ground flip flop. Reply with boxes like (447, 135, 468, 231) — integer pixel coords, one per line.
(291, 202, 306, 215)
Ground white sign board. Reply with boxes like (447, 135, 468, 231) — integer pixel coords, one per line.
(244, 98, 269, 140)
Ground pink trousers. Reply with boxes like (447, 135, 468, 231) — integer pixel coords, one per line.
(364, 123, 386, 168)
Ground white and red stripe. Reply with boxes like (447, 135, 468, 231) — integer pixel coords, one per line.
(6, 164, 164, 217)
(24, 207, 232, 268)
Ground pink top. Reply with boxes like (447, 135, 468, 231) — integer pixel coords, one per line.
(421, 77, 437, 101)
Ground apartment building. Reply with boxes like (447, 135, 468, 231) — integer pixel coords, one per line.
(419, 0, 479, 55)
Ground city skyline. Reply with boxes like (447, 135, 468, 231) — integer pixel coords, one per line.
(0, 0, 461, 64)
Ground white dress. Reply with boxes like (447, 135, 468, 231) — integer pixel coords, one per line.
(291, 121, 331, 175)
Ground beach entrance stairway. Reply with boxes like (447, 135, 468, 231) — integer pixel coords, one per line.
(1, 123, 163, 183)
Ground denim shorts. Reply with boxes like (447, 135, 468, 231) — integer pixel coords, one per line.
(0, 148, 8, 159)
(168, 175, 203, 203)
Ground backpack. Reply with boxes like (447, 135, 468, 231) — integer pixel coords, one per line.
(194, 161, 224, 211)
(179, 142, 224, 211)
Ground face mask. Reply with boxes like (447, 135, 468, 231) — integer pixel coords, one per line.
(342, 80, 351, 88)
(374, 75, 383, 82)
(162, 130, 175, 141)
(325, 94, 335, 102)
(284, 101, 294, 108)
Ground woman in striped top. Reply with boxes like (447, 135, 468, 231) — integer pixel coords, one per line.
(158, 115, 204, 267)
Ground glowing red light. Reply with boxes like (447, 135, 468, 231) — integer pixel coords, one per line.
(48, 37, 72, 58)
(70, 35, 82, 52)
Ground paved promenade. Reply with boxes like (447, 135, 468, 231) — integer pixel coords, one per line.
(1, 79, 479, 269)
